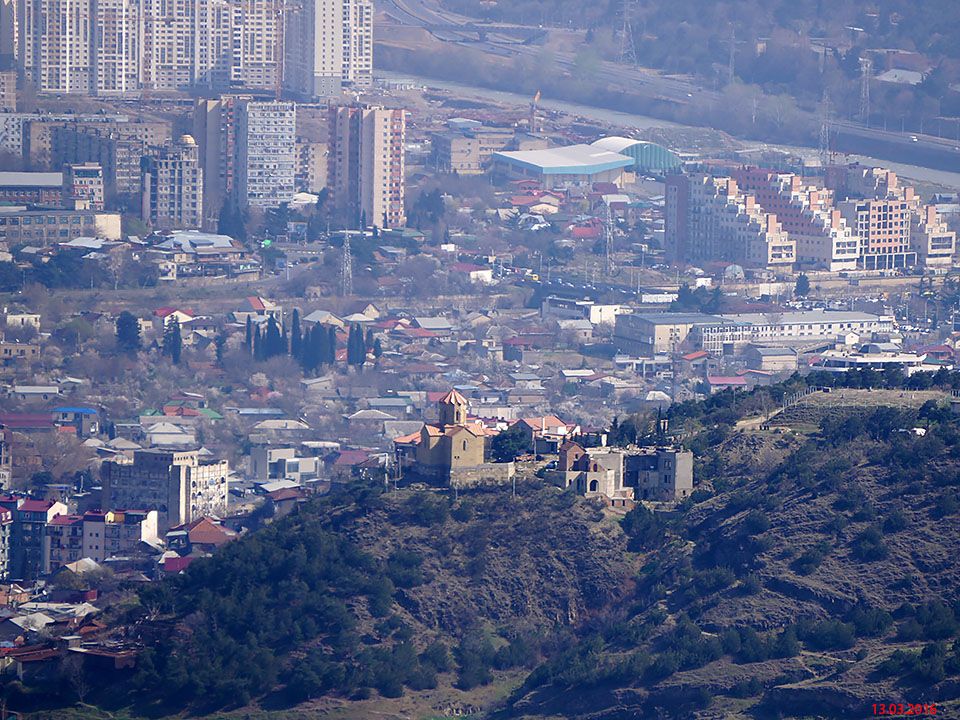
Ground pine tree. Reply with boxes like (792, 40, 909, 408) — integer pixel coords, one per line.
(162, 317, 182, 365)
(291, 309, 302, 360)
(245, 316, 253, 352)
(116, 311, 141, 355)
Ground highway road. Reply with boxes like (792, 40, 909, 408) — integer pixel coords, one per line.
(377, 0, 714, 105)
(377, 0, 960, 174)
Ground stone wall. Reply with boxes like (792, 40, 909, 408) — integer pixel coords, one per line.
(450, 462, 515, 487)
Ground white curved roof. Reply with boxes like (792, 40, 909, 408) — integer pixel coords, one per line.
(591, 136, 648, 152)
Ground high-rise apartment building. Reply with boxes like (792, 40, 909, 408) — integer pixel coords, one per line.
(93, 0, 143, 94)
(235, 99, 296, 209)
(22, 0, 95, 94)
(0, 0, 18, 69)
(141, 135, 204, 229)
(283, 0, 372, 98)
(341, 0, 372, 88)
(329, 105, 406, 229)
(230, 0, 281, 90)
(665, 173, 795, 269)
(102, 449, 229, 531)
(192, 96, 251, 225)
(22, 0, 282, 95)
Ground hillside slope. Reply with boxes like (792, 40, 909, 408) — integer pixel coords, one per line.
(506, 407, 960, 718)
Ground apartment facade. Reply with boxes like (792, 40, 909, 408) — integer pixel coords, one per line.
(0, 207, 121, 245)
(47, 509, 158, 571)
(141, 135, 204, 229)
(838, 196, 915, 270)
(235, 100, 296, 210)
(62, 163, 105, 210)
(732, 168, 860, 271)
(329, 105, 406, 229)
(911, 205, 956, 268)
(665, 173, 795, 269)
(283, 0, 372, 98)
(102, 449, 229, 531)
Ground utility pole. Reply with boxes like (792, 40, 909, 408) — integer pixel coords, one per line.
(604, 202, 614, 276)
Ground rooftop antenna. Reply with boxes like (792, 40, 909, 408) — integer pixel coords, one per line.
(859, 56, 872, 123)
(618, 0, 637, 65)
(340, 232, 353, 296)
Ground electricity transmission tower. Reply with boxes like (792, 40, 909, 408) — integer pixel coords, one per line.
(340, 233, 353, 296)
(618, 0, 637, 65)
(818, 94, 832, 168)
(859, 56, 872, 123)
(722, 26, 744, 85)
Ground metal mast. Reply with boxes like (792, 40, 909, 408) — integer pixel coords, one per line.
(618, 0, 637, 65)
(340, 233, 353, 296)
(859, 56, 872, 123)
(818, 94, 831, 168)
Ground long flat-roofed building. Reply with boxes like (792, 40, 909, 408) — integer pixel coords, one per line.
(0, 172, 64, 205)
(492, 144, 634, 189)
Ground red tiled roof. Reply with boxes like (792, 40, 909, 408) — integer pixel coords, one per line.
(707, 376, 748, 385)
(185, 517, 236, 546)
(332, 449, 370, 466)
(400, 327, 437, 339)
(0, 413, 55, 429)
(162, 556, 195, 573)
(450, 262, 487, 273)
(49, 514, 82, 525)
(246, 296, 267, 311)
(19, 499, 57, 512)
(682, 350, 710, 361)
(268, 488, 303, 502)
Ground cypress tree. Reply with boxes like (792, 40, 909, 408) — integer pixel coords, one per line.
(291, 309, 302, 360)
(327, 326, 337, 365)
(265, 315, 282, 358)
(163, 317, 182, 365)
(245, 316, 253, 352)
(253, 325, 263, 361)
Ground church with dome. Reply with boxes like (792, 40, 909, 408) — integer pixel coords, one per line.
(406, 389, 515, 486)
